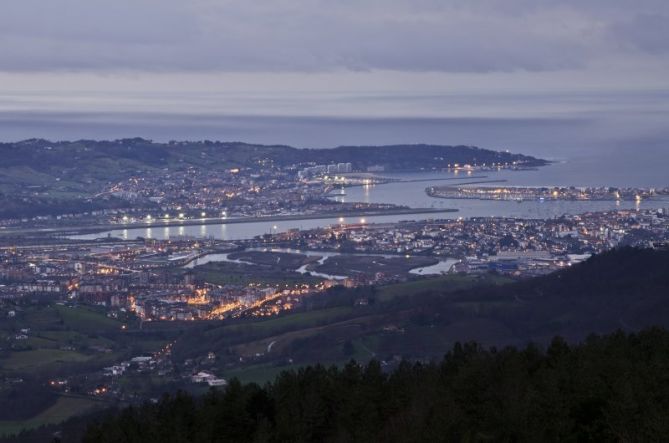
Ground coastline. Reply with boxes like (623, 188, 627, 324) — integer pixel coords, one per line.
(0, 207, 458, 237)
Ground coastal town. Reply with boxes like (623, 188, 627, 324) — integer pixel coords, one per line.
(3, 0, 669, 437)
(427, 184, 669, 202)
(2, 208, 667, 323)
(2, 206, 667, 408)
(1, 141, 668, 432)
(0, 138, 541, 231)
(0, 209, 669, 408)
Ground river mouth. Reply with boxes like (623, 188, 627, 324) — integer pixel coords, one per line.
(67, 166, 669, 243)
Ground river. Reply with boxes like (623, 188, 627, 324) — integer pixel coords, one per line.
(71, 162, 668, 241)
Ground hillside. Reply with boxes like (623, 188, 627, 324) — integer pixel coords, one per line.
(0, 139, 545, 219)
(15, 328, 669, 442)
(3, 247, 669, 441)
(170, 247, 669, 377)
(0, 139, 545, 175)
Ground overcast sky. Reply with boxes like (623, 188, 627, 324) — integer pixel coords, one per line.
(1, 0, 668, 120)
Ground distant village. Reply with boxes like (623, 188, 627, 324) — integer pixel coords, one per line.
(428, 184, 669, 202)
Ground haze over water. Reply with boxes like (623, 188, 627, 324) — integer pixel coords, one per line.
(2, 89, 668, 187)
(41, 89, 667, 242)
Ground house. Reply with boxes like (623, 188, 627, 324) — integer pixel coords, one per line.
(103, 365, 127, 376)
(130, 356, 154, 369)
(207, 378, 227, 387)
(191, 371, 216, 383)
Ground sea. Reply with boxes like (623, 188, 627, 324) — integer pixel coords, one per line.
(2, 90, 666, 241)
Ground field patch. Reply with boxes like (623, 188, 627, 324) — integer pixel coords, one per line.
(0, 396, 101, 437)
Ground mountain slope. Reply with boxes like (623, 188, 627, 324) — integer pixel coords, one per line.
(172, 247, 669, 371)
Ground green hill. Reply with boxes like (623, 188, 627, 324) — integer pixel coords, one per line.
(5, 247, 668, 441)
(171, 247, 669, 375)
(44, 327, 669, 442)
(0, 139, 545, 219)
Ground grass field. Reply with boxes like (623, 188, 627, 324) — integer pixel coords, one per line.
(4, 304, 124, 335)
(54, 305, 123, 333)
(15, 306, 62, 329)
(0, 396, 101, 437)
(220, 362, 300, 384)
(233, 318, 370, 357)
(0, 302, 164, 437)
(0, 304, 137, 378)
(377, 273, 513, 301)
(0, 348, 93, 372)
(191, 258, 324, 287)
(207, 306, 355, 337)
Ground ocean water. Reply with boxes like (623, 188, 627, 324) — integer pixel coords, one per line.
(4, 90, 667, 240)
(2, 110, 667, 184)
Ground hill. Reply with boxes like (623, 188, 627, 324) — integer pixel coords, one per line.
(3, 247, 669, 441)
(0, 139, 545, 176)
(169, 247, 669, 377)
(0, 139, 545, 219)
(21, 327, 669, 442)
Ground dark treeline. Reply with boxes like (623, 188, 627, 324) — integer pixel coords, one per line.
(78, 328, 669, 442)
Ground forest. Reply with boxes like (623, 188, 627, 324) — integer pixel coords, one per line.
(76, 327, 669, 442)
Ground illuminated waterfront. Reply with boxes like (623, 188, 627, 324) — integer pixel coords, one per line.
(72, 162, 669, 241)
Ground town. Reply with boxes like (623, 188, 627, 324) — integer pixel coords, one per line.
(2, 208, 667, 323)
(0, 139, 543, 231)
(427, 184, 669, 202)
(1, 207, 667, 413)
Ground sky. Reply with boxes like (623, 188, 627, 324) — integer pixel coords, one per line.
(0, 0, 668, 149)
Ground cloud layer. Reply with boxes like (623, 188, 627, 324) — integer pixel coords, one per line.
(1, 0, 667, 73)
